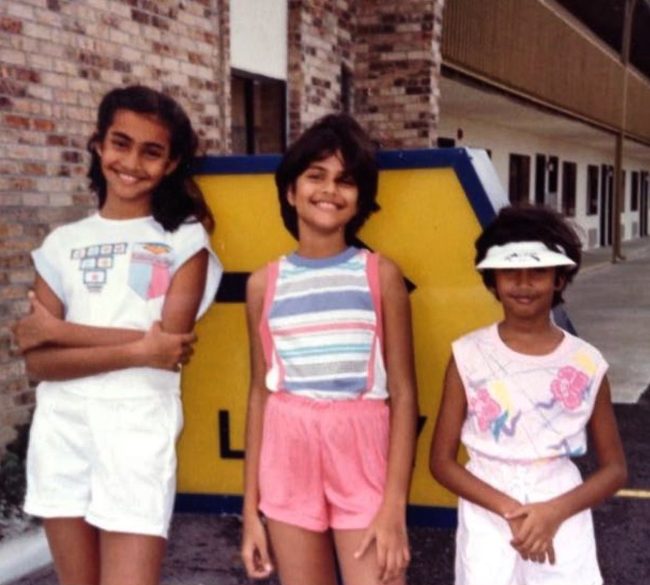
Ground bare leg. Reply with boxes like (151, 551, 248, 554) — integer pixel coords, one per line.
(99, 531, 166, 585)
(334, 529, 407, 585)
(44, 518, 100, 585)
(266, 519, 338, 585)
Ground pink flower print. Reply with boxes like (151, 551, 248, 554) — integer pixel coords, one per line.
(551, 366, 589, 410)
(469, 388, 502, 432)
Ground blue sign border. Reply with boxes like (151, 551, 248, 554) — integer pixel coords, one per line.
(194, 148, 499, 228)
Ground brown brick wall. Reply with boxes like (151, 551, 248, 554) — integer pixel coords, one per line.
(287, 0, 355, 141)
(355, 0, 444, 148)
(287, 0, 445, 146)
(0, 0, 231, 457)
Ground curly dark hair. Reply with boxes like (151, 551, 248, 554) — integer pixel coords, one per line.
(275, 113, 380, 243)
(87, 85, 214, 233)
(475, 205, 582, 306)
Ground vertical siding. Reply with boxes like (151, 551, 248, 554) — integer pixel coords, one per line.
(442, 0, 650, 142)
(627, 72, 650, 140)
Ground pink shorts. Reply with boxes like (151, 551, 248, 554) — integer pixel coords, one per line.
(259, 392, 389, 532)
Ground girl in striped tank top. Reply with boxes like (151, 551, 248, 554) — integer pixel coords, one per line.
(241, 114, 418, 585)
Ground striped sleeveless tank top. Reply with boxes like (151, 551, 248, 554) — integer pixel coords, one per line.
(259, 246, 388, 400)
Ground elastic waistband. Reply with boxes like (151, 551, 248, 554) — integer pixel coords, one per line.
(268, 390, 387, 413)
(467, 451, 582, 500)
(37, 383, 179, 402)
(467, 451, 577, 482)
(468, 450, 571, 465)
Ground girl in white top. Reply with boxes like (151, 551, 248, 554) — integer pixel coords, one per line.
(12, 85, 222, 585)
(429, 206, 627, 585)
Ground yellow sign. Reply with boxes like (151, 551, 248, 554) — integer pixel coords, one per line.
(177, 149, 506, 521)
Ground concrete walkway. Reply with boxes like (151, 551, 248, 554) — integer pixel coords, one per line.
(565, 237, 650, 403)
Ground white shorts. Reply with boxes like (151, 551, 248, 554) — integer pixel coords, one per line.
(456, 454, 603, 585)
(24, 387, 183, 538)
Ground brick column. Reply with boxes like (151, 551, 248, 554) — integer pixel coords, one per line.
(287, 0, 354, 142)
(354, 0, 445, 148)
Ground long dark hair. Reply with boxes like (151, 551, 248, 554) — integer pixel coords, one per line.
(87, 85, 214, 232)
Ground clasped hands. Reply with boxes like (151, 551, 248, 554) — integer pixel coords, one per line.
(504, 500, 563, 565)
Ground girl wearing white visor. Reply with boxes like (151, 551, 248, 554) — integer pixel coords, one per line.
(430, 205, 627, 585)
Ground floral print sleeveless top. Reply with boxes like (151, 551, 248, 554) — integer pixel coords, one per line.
(452, 323, 608, 462)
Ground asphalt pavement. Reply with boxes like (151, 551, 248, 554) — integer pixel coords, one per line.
(565, 238, 650, 403)
(7, 238, 650, 585)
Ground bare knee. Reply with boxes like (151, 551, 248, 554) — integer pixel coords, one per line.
(44, 518, 100, 585)
(99, 531, 166, 585)
(266, 519, 338, 585)
(334, 528, 409, 585)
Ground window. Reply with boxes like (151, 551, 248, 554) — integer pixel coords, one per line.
(586, 165, 599, 215)
(508, 154, 530, 204)
(547, 156, 559, 194)
(534, 154, 546, 205)
(341, 65, 353, 113)
(600, 165, 614, 246)
(631, 171, 639, 211)
(561, 161, 577, 216)
(231, 70, 286, 154)
(621, 170, 626, 212)
(437, 137, 456, 148)
(640, 172, 649, 237)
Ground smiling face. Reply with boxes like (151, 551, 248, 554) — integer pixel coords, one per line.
(287, 151, 359, 241)
(96, 109, 179, 217)
(493, 267, 564, 320)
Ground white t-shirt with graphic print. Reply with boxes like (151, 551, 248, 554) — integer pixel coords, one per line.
(32, 212, 223, 398)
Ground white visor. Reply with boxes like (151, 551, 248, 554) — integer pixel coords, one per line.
(476, 241, 576, 270)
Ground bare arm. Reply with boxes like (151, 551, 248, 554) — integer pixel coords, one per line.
(16, 246, 208, 352)
(356, 257, 419, 582)
(160, 249, 208, 334)
(12, 277, 144, 352)
(429, 356, 548, 559)
(554, 376, 627, 510)
(240, 267, 273, 579)
(429, 356, 522, 517)
(23, 251, 208, 381)
(506, 376, 627, 556)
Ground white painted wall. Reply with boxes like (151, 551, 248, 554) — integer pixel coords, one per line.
(438, 116, 650, 249)
(230, 0, 288, 80)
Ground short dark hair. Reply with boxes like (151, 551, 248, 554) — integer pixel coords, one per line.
(87, 85, 214, 232)
(275, 113, 379, 242)
(475, 205, 582, 306)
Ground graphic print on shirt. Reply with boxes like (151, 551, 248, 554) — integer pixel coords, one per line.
(536, 349, 598, 412)
(455, 326, 607, 461)
(72, 242, 127, 293)
(128, 243, 173, 300)
(467, 380, 521, 441)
